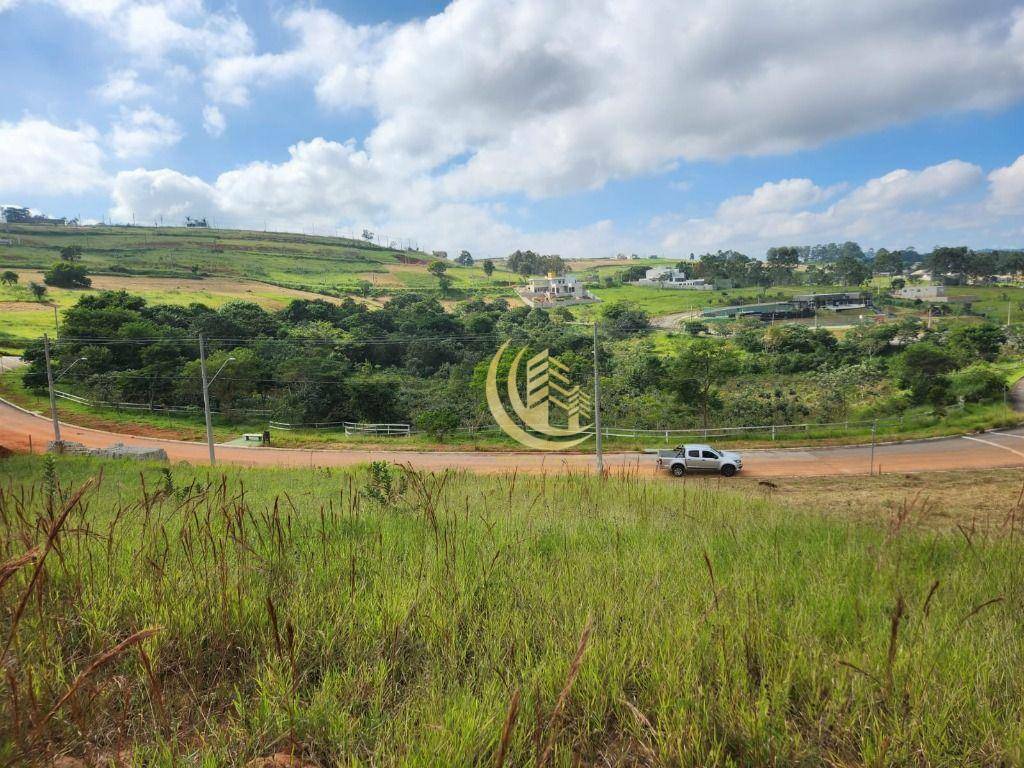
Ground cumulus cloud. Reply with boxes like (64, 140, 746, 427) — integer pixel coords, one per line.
(109, 107, 183, 159)
(204, 8, 382, 107)
(988, 154, 1024, 213)
(200, 0, 1024, 199)
(661, 160, 990, 254)
(95, 69, 153, 102)
(201, 105, 225, 137)
(0, 117, 106, 195)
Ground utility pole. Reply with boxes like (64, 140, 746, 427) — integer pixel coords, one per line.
(869, 419, 877, 476)
(43, 334, 61, 445)
(199, 335, 215, 466)
(199, 336, 234, 467)
(592, 320, 603, 475)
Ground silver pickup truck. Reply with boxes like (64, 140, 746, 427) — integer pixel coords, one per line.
(656, 444, 743, 477)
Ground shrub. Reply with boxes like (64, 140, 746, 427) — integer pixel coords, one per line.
(44, 262, 91, 288)
(949, 363, 1006, 403)
(415, 407, 460, 439)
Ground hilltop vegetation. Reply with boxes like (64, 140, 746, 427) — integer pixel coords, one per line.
(0, 456, 1020, 765)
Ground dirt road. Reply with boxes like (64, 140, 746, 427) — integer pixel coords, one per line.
(4, 398, 1024, 477)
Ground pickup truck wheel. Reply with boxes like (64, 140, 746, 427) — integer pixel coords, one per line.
(720, 464, 737, 477)
(671, 464, 685, 477)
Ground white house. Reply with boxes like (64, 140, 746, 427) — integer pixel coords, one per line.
(634, 267, 712, 290)
(517, 273, 599, 307)
(892, 285, 947, 302)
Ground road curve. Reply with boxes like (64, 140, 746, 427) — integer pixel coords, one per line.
(3, 397, 1024, 477)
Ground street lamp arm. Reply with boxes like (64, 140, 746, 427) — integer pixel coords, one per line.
(55, 356, 87, 381)
(207, 356, 236, 387)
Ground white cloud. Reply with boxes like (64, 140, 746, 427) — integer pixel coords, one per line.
(0, 117, 106, 195)
(110, 167, 216, 223)
(202, 105, 225, 137)
(988, 154, 1024, 213)
(205, 8, 382, 107)
(0, 0, 20, 12)
(200, 0, 1024, 200)
(49, 0, 253, 65)
(661, 160, 991, 255)
(95, 69, 153, 102)
(717, 179, 842, 221)
(109, 107, 182, 159)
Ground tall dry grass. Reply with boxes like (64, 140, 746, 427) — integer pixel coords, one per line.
(0, 455, 1021, 766)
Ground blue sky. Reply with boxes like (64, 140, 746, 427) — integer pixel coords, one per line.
(1, 0, 1023, 258)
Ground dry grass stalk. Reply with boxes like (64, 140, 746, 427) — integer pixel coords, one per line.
(0, 546, 39, 592)
(494, 688, 520, 768)
(2, 478, 95, 661)
(32, 626, 162, 739)
(536, 613, 594, 768)
(883, 594, 905, 699)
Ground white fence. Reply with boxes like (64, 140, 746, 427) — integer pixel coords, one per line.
(268, 420, 412, 436)
(51, 388, 934, 442)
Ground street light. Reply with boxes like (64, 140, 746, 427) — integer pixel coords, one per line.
(566, 319, 603, 475)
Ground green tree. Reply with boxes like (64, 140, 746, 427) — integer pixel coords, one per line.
(59, 245, 83, 262)
(482, 259, 495, 277)
(29, 282, 47, 301)
(949, 363, 1005, 404)
(765, 246, 801, 285)
(455, 250, 473, 266)
(872, 248, 903, 276)
(946, 323, 1005, 364)
(834, 253, 870, 285)
(896, 342, 957, 404)
(428, 260, 451, 294)
(601, 302, 649, 339)
(669, 338, 741, 428)
(43, 262, 91, 288)
(0, 270, 17, 286)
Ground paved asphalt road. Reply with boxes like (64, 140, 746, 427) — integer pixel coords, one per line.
(4, 397, 1024, 477)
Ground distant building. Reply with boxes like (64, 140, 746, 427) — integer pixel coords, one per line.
(892, 285, 947, 302)
(185, 217, 208, 228)
(634, 267, 712, 290)
(791, 292, 869, 311)
(702, 292, 870, 320)
(517, 273, 599, 308)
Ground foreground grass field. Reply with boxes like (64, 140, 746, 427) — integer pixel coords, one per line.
(0, 455, 1021, 765)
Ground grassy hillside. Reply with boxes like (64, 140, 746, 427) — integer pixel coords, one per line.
(0, 223, 528, 296)
(0, 224, 524, 351)
(0, 455, 1020, 765)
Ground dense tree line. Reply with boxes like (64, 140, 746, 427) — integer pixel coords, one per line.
(21, 291, 598, 427)
(644, 243, 1024, 290)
